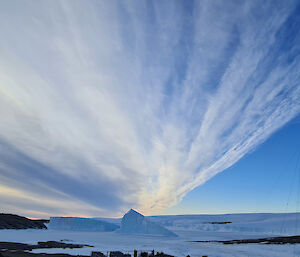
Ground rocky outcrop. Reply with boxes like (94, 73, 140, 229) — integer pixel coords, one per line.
(0, 214, 48, 229)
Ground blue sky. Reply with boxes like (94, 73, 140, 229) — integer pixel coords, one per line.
(165, 114, 300, 215)
(0, 0, 300, 218)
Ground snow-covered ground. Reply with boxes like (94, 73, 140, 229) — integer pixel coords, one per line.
(149, 212, 300, 234)
(1, 213, 300, 257)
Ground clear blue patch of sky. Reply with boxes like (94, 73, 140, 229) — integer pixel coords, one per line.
(165, 114, 300, 215)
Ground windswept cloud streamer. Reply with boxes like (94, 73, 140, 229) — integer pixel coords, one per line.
(0, 0, 300, 217)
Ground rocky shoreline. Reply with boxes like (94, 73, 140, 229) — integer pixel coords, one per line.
(0, 241, 178, 257)
(0, 214, 49, 230)
(192, 235, 300, 244)
(0, 241, 90, 257)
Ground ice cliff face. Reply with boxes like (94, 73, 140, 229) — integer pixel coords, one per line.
(48, 217, 119, 231)
(120, 209, 177, 237)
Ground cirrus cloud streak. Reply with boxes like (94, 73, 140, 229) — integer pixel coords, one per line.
(0, 0, 299, 217)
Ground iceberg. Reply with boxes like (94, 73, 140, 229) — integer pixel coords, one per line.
(48, 217, 119, 232)
(119, 209, 177, 237)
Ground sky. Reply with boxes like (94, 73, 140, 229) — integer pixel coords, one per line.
(164, 115, 300, 215)
(0, 0, 300, 218)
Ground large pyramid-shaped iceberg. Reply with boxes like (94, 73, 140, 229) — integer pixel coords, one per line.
(120, 209, 177, 237)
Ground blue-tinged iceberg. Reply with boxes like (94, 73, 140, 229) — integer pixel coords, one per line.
(119, 209, 177, 237)
(48, 217, 119, 231)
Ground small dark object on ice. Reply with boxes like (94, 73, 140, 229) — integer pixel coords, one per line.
(91, 252, 106, 257)
(137, 251, 173, 257)
(154, 252, 173, 257)
(148, 250, 155, 257)
(140, 252, 148, 257)
(109, 251, 131, 257)
(202, 221, 231, 224)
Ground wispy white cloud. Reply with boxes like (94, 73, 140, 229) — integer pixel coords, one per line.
(0, 0, 299, 217)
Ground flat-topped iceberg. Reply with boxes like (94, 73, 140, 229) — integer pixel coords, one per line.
(48, 217, 119, 232)
(119, 209, 177, 237)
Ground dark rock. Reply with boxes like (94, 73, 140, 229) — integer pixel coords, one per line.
(109, 251, 130, 257)
(37, 241, 88, 249)
(0, 214, 48, 229)
(193, 235, 300, 245)
(140, 252, 148, 257)
(154, 252, 174, 257)
(0, 241, 91, 251)
(91, 252, 106, 257)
